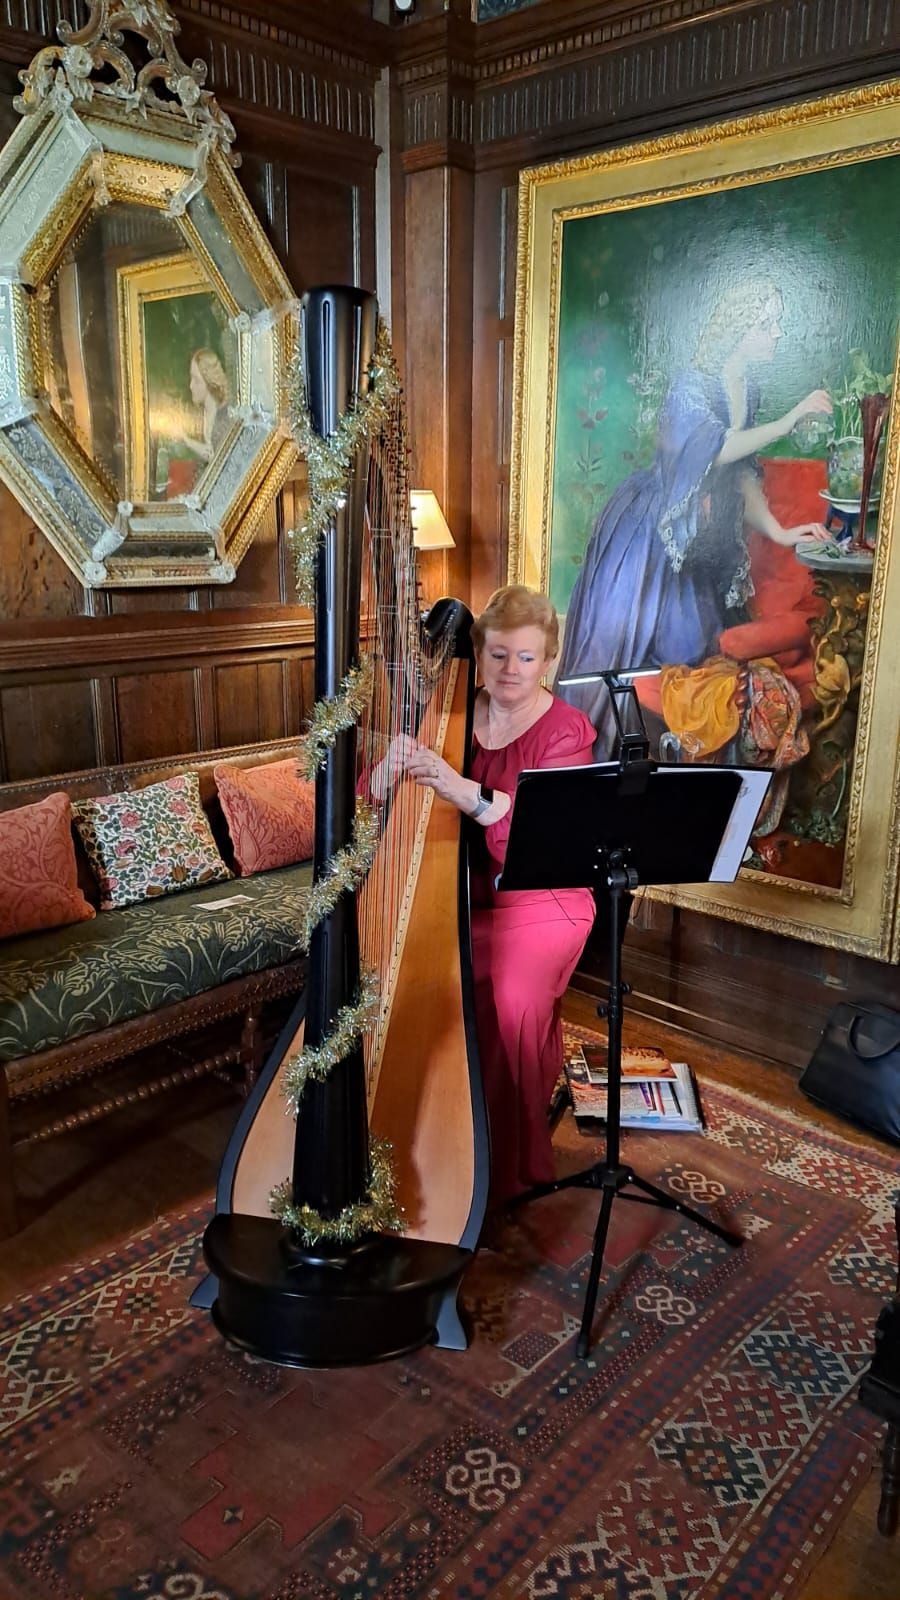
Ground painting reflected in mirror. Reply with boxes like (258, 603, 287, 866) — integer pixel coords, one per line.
(41, 206, 239, 505)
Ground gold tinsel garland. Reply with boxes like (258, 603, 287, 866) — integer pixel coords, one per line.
(282, 968, 380, 1109)
(287, 321, 400, 607)
(270, 1137, 402, 1246)
(299, 656, 375, 781)
(301, 801, 379, 948)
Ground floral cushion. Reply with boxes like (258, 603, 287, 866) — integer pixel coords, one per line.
(72, 773, 231, 910)
(0, 792, 95, 940)
(214, 757, 315, 875)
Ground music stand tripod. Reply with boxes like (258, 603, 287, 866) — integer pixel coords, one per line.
(500, 677, 758, 1358)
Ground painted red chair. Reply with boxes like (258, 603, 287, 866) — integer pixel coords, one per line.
(636, 455, 828, 719)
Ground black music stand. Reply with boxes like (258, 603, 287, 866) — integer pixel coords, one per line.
(500, 706, 769, 1359)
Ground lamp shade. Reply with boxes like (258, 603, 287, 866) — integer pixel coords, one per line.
(410, 490, 455, 550)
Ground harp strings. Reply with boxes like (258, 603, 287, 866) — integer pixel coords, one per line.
(356, 398, 456, 1091)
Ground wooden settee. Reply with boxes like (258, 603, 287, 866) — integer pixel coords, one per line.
(0, 738, 312, 1236)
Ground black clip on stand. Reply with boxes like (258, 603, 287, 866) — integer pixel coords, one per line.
(505, 672, 744, 1359)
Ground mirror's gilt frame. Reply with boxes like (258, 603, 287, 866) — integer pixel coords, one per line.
(0, 0, 298, 587)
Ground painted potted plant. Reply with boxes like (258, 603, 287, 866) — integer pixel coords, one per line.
(827, 349, 892, 504)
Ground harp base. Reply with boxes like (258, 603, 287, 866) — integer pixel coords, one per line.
(202, 1211, 471, 1367)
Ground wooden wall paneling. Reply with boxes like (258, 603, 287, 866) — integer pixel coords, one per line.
(285, 172, 366, 292)
(215, 663, 267, 749)
(234, 151, 291, 268)
(89, 675, 121, 769)
(0, 609, 314, 777)
(255, 659, 289, 743)
(0, 61, 18, 145)
(470, 168, 517, 608)
(211, 500, 286, 609)
(108, 591, 202, 615)
(444, 163, 475, 597)
(392, 9, 477, 594)
(277, 478, 306, 606)
(284, 655, 313, 737)
(194, 664, 218, 749)
(402, 162, 476, 596)
(0, 487, 85, 623)
(576, 891, 900, 1072)
(465, 0, 900, 171)
(115, 672, 199, 764)
(387, 64, 410, 379)
(0, 682, 97, 783)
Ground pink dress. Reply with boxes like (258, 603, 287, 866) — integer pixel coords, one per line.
(470, 695, 596, 1204)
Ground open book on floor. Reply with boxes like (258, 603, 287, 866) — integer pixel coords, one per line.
(565, 1045, 704, 1132)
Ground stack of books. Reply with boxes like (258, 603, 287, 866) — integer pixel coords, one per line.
(564, 1039, 703, 1132)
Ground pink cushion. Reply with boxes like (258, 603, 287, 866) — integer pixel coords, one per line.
(214, 758, 315, 876)
(0, 792, 95, 940)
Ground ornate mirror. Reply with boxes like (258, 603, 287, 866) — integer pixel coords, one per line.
(0, 0, 297, 587)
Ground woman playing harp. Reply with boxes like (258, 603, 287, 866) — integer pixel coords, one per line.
(392, 584, 596, 1204)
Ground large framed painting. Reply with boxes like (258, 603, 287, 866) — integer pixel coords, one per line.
(510, 82, 900, 960)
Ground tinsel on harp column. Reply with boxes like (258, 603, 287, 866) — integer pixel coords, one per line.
(282, 968, 380, 1109)
(300, 801, 379, 947)
(270, 1137, 399, 1247)
(299, 656, 375, 781)
(287, 320, 400, 607)
(272, 316, 405, 1245)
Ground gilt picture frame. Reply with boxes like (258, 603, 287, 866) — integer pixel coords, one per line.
(510, 81, 900, 959)
(118, 254, 239, 503)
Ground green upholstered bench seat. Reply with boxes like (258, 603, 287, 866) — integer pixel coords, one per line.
(0, 863, 312, 1063)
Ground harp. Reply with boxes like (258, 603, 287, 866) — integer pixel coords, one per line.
(198, 287, 489, 1366)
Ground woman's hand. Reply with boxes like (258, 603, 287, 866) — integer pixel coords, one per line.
(406, 743, 512, 825)
(405, 745, 467, 806)
(177, 433, 212, 461)
(787, 389, 833, 431)
(773, 521, 832, 546)
(369, 734, 419, 799)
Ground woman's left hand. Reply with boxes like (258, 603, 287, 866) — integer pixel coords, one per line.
(780, 522, 832, 545)
(405, 744, 465, 805)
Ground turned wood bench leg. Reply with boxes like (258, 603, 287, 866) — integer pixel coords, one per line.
(0, 1067, 18, 1239)
(240, 1009, 264, 1094)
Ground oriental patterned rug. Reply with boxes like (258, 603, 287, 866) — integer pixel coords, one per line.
(1, 1041, 896, 1600)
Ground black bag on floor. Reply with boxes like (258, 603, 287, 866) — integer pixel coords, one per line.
(799, 1001, 900, 1144)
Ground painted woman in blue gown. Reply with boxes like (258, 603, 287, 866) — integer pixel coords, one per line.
(555, 276, 832, 752)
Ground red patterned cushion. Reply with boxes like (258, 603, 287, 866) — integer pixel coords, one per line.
(214, 758, 315, 876)
(0, 792, 95, 940)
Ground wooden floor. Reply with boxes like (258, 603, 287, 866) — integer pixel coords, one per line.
(1, 992, 896, 1600)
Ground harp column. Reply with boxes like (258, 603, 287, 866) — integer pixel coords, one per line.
(293, 284, 378, 1223)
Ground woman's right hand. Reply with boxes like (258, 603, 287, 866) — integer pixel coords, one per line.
(369, 734, 418, 800)
(787, 389, 833, 431)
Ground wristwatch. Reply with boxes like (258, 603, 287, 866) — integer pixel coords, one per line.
(470, 784, 494, 820)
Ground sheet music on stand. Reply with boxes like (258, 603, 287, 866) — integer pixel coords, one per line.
(499, 760, 771, 894)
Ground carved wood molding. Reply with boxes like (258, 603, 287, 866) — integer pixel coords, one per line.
(0, 0, 386, 146)
(0, 610, 314, 678)
(397, 0, 900, 164)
